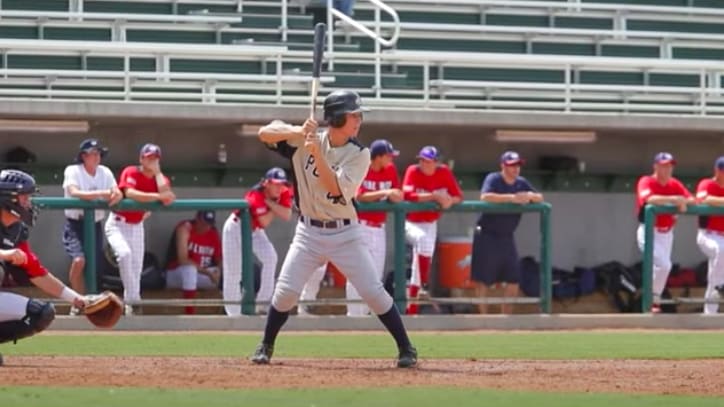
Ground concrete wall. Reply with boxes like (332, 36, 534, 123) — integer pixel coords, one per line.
(29, 186, 704, 284)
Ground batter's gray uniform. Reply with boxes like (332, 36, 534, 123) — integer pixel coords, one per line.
(265, 126, 392, 315)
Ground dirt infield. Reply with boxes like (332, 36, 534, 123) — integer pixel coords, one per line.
(1, 356, 722, 396)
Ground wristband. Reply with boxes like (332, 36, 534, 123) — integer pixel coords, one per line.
(60, 286, 80, 303)
(155, 173, 167, 187)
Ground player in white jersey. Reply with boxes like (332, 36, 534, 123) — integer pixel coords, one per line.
(62, 139, 122, 315)
(250, 90, 417, 368)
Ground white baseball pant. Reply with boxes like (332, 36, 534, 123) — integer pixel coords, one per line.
(272, 221, 393, 315)
(346, 223, 386, 316)
(165, 265, 218, 290)
(222, 213, 242, 316)
(696, 229, 724, 314)
(636, 224, 673, 304)
(298, 265, 326, 315)
(405, 221, 438, 287)
(105, 215, 145, 304)
(0, 292, 29, 322)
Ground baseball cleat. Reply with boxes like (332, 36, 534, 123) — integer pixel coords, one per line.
(397, 345, 418, 368)
(250, 343, 274, 364)
(0, 353, 3, 367)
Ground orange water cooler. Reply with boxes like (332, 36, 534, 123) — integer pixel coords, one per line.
(437, 236, 476, 289)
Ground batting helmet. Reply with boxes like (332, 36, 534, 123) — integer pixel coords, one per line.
(76, 138, 108, 163)
(0, 169, 38, 226)
(323, 90, 369, 128)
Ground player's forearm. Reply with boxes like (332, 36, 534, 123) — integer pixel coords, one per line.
(407, 191, 435, 202)
(125, 189, 162, 202)
(267, 202, 292, 221)
(646, 195, 684, 205)
(314, 155, 343, 196)
(31, 273, 77, 300)
(481, 193, 516, 203)
(356, 190, 390, 202)
(68, 188, 108, 200)
(258, 123, 304, 144)
(702, 196, 724, 206)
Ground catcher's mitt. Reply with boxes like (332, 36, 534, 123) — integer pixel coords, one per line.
(84, 291, 124, 328)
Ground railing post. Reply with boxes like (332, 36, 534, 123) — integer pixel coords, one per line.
(393, 206, 407, 312)
(327, 0, 334, 71)
(539, 204, 552, 313)
(82, 208, 97, 294)
(240, 207, 255, 315)
(281, 0, 288, 42)
(642, 205, 655, 312)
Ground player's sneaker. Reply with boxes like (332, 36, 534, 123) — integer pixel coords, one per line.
(650, 304, 662, 314)
(397, 345, 418, 368)
(0, 353, 4, 367)
(250, 343, 274, 364)
(68, 306, 80, 316)
(124, 304, 134, 316)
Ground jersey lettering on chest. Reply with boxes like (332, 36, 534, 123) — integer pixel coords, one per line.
(363, 180, 393, 190)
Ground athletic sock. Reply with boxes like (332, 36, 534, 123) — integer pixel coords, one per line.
(377, 305, 412, 349)
(418, 255, 431, 286)
(261, 306, 290, 346)
(182, 290, 196, 315)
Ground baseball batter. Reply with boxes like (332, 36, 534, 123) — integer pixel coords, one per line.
(222, 167, 293, 316)
(0, 170, 87, 366)
(105, 143, 175, 314)
(695, 156, 724, 314)
(250, 90, 417, 368)
(635, 152, 692, 313)
(402, 145, 463, 314)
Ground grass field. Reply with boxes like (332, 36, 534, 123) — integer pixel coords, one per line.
(2, 331, 724, 407)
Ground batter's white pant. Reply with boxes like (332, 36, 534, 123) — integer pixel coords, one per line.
(299, 265, 326, 314)
(273, 221, 393, 315)
(346, 223, 387, 316)
(105, 215, 144, 304)
(636, 224, 673, 304)
(696, 229, 724, 314)
(165, 265, 219, 291)
(222, 213, 242, 316)
(0, 291, 29, 322)
(405, 221, 437, 287)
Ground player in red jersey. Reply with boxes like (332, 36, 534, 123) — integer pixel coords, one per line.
(695, 156, 724, 314)
(222, 167, 293, 316)
(105, 143, 175, 315)
(165, 210, 222, 314)
(402, 145, 463, 314)
(635, 152, 692, 313)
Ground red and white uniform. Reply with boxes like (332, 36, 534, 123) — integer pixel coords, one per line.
(635, 175, 691, 304)
(0, 237, 49, 322)
(104, 165, 170, 305)
(402, 164, 462, 287)
(345, 163, 400, 316)
(695, 178, 724, 314)
(166, 220, 222, 291)
(222, 185, 293, 316)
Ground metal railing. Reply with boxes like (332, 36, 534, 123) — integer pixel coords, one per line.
(358, 200, 553, 313)
(642, 204, 724, 312)
(32, 198, 552, 314)
(33, 198, 257, 315)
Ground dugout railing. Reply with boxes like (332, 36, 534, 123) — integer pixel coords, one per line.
(33, 198, 553, 314)
(641, 204, 724, 312)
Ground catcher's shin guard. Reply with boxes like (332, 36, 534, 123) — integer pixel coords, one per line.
(0, 299, 55, 344)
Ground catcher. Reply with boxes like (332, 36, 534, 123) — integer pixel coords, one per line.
(0, 170, 122, 366)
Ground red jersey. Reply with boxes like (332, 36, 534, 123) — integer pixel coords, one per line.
(357, 163, 400, 225)
(166, 220, 222, 270)
(696, 178, 724, 232)
(402, 164, 463, 223)
(115, 165, 171, 224)
(242, 186, 293, 230)
(636, 175, 691, 229)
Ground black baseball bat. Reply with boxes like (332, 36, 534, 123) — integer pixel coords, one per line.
(310, 22, 326, 119)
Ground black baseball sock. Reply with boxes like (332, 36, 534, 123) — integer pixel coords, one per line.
(261, 306, 290, 346)
(377, 305, 412, 349)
